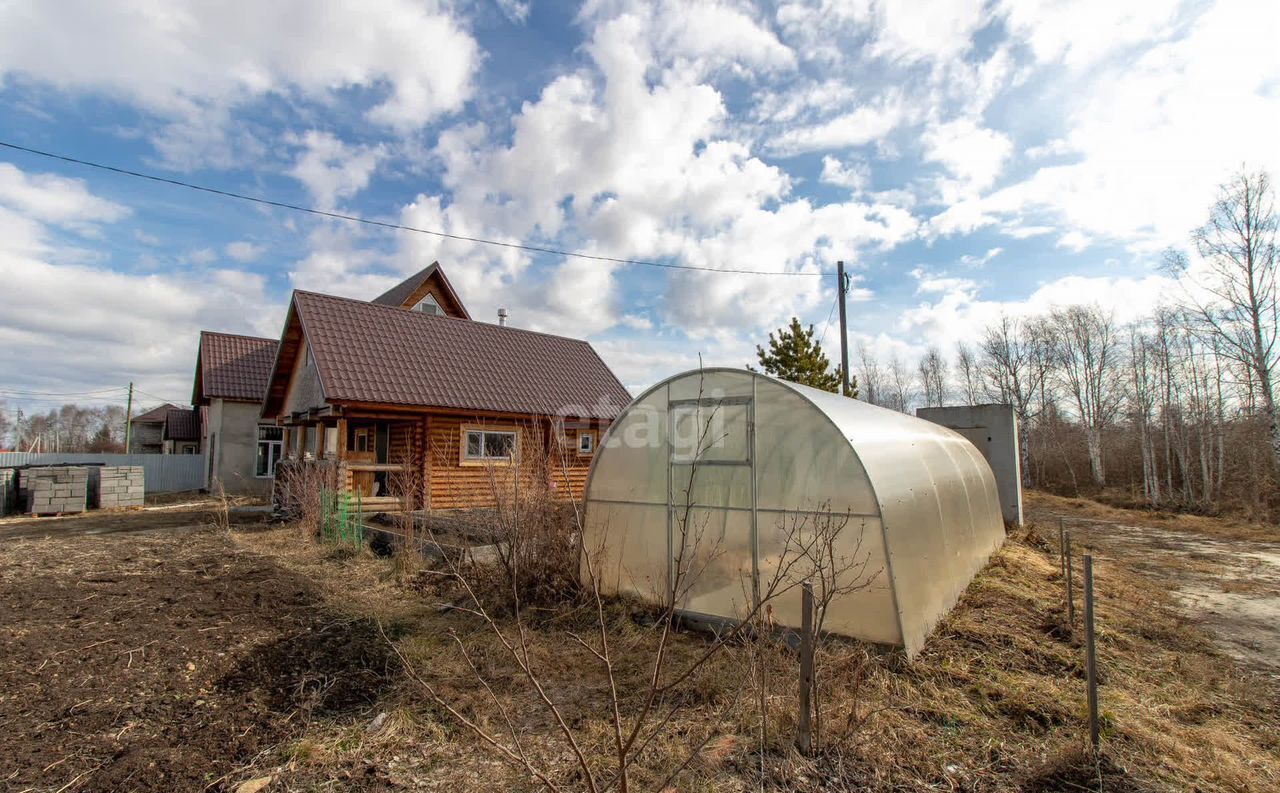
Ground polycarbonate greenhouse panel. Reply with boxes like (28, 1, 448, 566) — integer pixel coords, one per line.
(581, 368, 1005, 658)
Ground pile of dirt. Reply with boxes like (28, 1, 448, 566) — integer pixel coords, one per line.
(0, 526, 395, 792)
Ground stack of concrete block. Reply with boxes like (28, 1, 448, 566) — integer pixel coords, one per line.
(96, 466, 145, 509)
(25, 467, 89, 515)
(0, 468, 14, 516)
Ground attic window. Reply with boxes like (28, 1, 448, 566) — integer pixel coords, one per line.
(413, 294, 443, 315)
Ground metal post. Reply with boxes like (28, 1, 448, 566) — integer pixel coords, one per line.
(797, 580, 815, 754)
(1065, 532, 1075, 626)
(1084, 555, 1100, 753)
(836, 261, 850, 397)
(1058, 518, 1066, 577)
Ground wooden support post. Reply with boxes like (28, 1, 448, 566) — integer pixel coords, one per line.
(836, 261, 850, 397)
(1065, 532, 1075, 627)
(1084, 554, 1100, 753)
(797, 580, 815, 755)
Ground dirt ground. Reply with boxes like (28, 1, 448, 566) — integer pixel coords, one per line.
(0, 510, 396, 793)
(1026, 492, 1280, 677)
(2, 498, 1277, 792)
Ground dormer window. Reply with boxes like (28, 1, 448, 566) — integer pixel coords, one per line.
(413, 294, 443, 315)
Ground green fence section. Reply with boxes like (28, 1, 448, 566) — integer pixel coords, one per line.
(319, 487, 365, 548)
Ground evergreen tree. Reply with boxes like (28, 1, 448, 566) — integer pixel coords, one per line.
(753, 317, 856, 396)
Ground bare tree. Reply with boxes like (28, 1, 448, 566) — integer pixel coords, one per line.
(1170, 167, 1279, 470)
(0, 401, 10, 449)
(1127, 324, 1161, 503)
(1049, 304, 1123, 488)
(855, 341, 884, 406)
(955, 342, 983, 405)
(978, 314, 1048, 484)
(917, 346, 948, 408)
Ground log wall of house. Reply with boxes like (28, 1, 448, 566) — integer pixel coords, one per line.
(425, 415, 598, 510)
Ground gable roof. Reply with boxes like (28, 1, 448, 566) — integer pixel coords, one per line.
(263, 290, 631, 419)
(193, 331, 279, 404)
(132, 403, 181, 424)
(164, 407, 201, 441)
(371, 261, 471, 318)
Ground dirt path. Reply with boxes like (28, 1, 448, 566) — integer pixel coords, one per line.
(0, 512, 395, 792)
(1027, 495, 1280, 678)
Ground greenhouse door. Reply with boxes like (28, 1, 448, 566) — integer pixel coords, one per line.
(666, 391, 760, 616)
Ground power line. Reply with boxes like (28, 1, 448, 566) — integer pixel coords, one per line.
(0, 386, 128, 397)
(0, 140, 819, 278)
(816, 293, 839, 349)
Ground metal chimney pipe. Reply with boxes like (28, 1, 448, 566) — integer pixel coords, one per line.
(498, 307, 508, 327)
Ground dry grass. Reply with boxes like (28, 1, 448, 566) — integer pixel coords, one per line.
(1029, 490, 1280, 543)
(231, 520, 1279, 792)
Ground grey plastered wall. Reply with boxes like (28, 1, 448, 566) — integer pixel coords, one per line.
(916, 404, 1023, 526)
(208, 398, 271, 496)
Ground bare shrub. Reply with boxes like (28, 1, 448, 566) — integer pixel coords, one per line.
(273, 457, 336, 536)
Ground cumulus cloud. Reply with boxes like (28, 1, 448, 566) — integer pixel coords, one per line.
(0, 163, 280, 398)
(224, 240, 264, 262)
(0, 0, 479, 165)
(288, 131, 385, 210)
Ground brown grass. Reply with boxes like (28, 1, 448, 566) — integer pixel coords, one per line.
(230, 520, 1279, 792)
(1028, 490, 1280, 543)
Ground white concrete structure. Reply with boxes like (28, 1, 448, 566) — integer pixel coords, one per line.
(582, 368, 1006, 659)
(917, 404, 1023, 527)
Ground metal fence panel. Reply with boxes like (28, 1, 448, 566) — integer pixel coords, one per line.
(0, 453, 206, 493)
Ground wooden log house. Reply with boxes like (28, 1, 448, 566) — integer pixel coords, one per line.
(259, 263, 632, 513)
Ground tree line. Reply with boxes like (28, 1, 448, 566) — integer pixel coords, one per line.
(0, 402, 128, 453)
(856, 169, 1278, 521)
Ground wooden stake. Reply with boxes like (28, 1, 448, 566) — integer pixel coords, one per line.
(797, 580, 815, 755)
(1084, 555, 1100, 753)
(1058, 518, 1066, 577)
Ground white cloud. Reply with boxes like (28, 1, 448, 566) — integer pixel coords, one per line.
(767, 91, 914, 155)
(958, 247, 1002, 267)
(0, 163, 279, 399)
(0, 163, 128, 229)
(288, 131, 385, 210)
(868, 0, 987, 64)
(820, 156, 870, 192)
(1056, 230, 1091, 252)
(495, 0, 531, 24)
(1000, 0, 1183, 69)
(224, 240, 264, 262)
(186, 248, 217, 265)
(0, 0, 479, 163)
(921, 118, 1013, 199)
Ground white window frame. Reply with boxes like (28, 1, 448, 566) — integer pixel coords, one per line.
(577, 430, 595, 456)
(413, 293, 443, 315)
(460, 426, 518, 464)
(256, 426, 284, 478)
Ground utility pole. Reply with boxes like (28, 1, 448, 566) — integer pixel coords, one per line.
(836, 260, 850, 397)
(124, 381, 134, 453)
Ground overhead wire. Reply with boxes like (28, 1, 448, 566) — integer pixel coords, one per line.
(0, 140, 820, 278)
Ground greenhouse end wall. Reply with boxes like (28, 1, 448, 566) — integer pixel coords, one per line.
(581, 368, 1005, 658)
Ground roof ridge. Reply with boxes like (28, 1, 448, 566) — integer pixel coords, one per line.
(200, 329, 277, 343)
(293, 289, 597, 348)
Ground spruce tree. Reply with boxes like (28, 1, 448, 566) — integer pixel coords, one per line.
(753, 317, 856, 396)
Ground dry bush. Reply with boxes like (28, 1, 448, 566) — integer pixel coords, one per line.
(273, 457, 337, 536)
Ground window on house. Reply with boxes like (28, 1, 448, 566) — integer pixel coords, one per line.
(464, 429, 516, 461)
(413, 294, 443, 315)
(256, 426, 283, 477)
(578, 431, 595, 456)
(355, 428, 369, 452)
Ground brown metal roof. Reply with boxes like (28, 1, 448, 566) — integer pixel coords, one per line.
(195, 331, 279, 403)
(132, 403, 181, 423)
(370, 261, 471, 318)
(164, 408, 201, 441)
(269, 290, 631, 418)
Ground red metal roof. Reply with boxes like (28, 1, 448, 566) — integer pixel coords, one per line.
(276, 290, 631, 418)
(196, 331, 278, 403)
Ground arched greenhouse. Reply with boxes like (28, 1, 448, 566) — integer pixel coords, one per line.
(580, 368, 1005, 658)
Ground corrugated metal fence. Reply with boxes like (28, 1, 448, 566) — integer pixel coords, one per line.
(0, 453, 206, 493)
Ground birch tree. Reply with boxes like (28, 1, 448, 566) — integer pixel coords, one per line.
(1171, 168, 1279, 470)
(1049, 304, 1123, 488)
(917, 346, 948, 407)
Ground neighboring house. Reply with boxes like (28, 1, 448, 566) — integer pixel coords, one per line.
(192, 331, 280, 495)
(128, 403, 181, 453)
(163, 407, 202, 454)
(260, 266, 630, 513)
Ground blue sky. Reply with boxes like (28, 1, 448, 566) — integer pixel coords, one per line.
(0, 0, 1276, 413)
